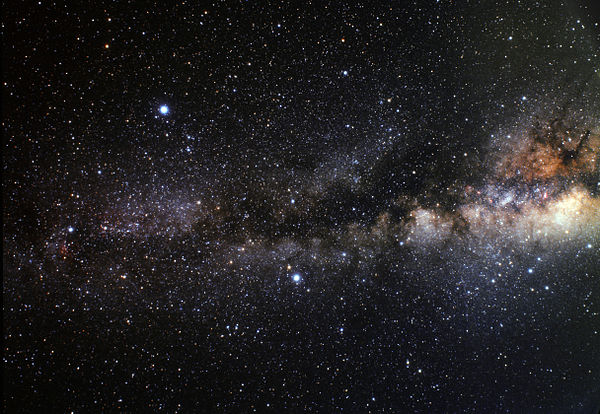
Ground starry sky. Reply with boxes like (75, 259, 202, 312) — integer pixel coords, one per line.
(3, 1, 600, 412)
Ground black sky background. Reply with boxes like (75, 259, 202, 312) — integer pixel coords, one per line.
(3, 1, 600, 412)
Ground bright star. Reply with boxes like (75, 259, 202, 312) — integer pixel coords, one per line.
(159, 105, 169, 115)
(292, 273, 302, 283)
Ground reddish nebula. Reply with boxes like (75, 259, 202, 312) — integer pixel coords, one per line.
(497, 119, 599, 182)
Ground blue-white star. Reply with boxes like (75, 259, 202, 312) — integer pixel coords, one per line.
(159, 105, 169, 115)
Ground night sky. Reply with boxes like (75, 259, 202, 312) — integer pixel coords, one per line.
(3, 1, 600, 412)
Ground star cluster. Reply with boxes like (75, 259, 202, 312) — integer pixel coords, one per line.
(3, 1, 600, 412)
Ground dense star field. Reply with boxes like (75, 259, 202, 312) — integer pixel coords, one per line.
(3, 1, 600, 412)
